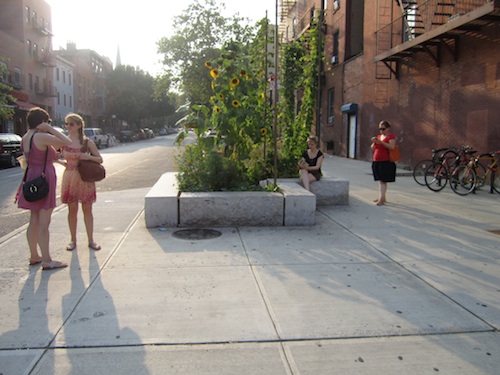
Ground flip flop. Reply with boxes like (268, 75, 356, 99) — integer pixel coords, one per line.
(42, 261, 68, 270)
(66, 241, 77, 251)
(88, 241, 101, 251)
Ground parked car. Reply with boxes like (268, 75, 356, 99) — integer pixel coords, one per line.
(119, 130, 137, 142)
(158, 128, 168, 136)
(143, 128, 155, 139)
(0, 133, 23, 168)
(84, 128, 108, 149)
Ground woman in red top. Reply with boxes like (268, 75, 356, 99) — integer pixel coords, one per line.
(370, 120, 397, 205)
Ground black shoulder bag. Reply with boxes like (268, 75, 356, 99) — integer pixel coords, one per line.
(22, 134, 50, 202)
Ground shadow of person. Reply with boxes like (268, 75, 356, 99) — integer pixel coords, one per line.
(58, 251, 149, 374)
(0, 266, 55, 373)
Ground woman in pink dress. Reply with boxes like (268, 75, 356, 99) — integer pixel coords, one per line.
(17, 108, 72, 270)
(60, 113, 103, 251)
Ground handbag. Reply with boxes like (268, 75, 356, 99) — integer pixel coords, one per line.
(22, 134, 50, 202)
(389, 144, 401, 163)
(77, 139, 106, 182)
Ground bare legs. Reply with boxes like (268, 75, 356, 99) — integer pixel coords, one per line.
(27, 208, 67, 269)
(299, 169, 317, 191)
(375, 181, 387, 205)
(67, 201, 99, 250)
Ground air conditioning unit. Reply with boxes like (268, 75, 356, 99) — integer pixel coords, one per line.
(330, 55, 338, 64)
(328, 116, 334, 124)
(333, 0, 340, 11)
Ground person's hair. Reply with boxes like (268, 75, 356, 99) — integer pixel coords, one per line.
(26, 107, 50, 129)
(379, 120, 391, 128)
(65, 113, 85, 145)
(308, 135, 319, 144)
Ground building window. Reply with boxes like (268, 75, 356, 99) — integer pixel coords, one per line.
(56, 67, 60, 81)
(63, 70, 66, 84)
(14, 68, 21, 86)
(33, 43, 38, 59)
(29, 73, 33, 91)
(31, 11, 37, 26)
(346, 0, 364, 58)
(27, 40, 32, 57)
(57, 92, 60, 105)
(70, 95, 72, 107)
(64, 94, 67, 107)
(69, 73, 72, 86)
(25, 6, 30, 23)
(327, 88, 334, 125)
(331, 31, 339, 64)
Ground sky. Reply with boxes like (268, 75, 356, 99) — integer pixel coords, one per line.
(45, 0, 277, 76)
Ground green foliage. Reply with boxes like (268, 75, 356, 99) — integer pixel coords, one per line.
(157, 0, 254, 105)
(278, 23, 322, 176)
(0, 60, 14, 122)
(106, 65, 175, 129)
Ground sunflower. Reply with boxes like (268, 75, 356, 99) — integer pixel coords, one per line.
(232, 100, 240, 108)
(230, 77, 240, 87)
(260, 92, 265, 100)
(217, 93, 224, 100)
(213, 105, 221, 114)
(210, 68, 220, 78)
(260, 128, 268, 136)
(240, 69, 247, 77)
(204, 61, 212, 68)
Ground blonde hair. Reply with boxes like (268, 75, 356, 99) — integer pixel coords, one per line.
(65, 113, 85, 145)
(308, 135, 318, 144)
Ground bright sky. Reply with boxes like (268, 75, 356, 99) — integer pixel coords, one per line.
(45, 0, 277, 76)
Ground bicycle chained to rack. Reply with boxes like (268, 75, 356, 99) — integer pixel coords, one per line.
(449, 150, 500, 196)
(412, 147, 456, 186)
(423, 145, 476, 192)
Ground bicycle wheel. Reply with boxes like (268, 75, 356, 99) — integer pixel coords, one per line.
(424, 163, 449, 192)
(449, 165, 477, 196)
(413, 159, 433, 186)
(492, 172, 500, 194)
(475, 154, 494, 189)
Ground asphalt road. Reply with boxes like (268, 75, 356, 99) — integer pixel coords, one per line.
(0, 133, 183, 239)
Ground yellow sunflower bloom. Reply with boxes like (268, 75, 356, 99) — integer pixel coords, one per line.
(204, 61, 212, 68)
(214, 106, 221, 114)
(230, 77, 240, 87)
(260, 128, 268, 136)
(232, 100, 240, 108)
(210, 68, 220, 78)
(211, 81, 215, 90)
(260, 92, 265, 100)
(217, 93, 224, 100)
(240, 69, 247, 77)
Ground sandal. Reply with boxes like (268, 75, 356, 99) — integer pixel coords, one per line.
(42, 261, 68, 270)
(88, 241, 101, 251)
(29, 258, 42, 266)
(66, 241, 77, 251)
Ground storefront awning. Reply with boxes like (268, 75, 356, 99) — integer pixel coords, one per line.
(15, 100, 36, 111)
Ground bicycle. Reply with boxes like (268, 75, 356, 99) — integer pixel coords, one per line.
(450, 150, 500, 195)
(423, 146, 470, 192)
(413, 147, 452, 186)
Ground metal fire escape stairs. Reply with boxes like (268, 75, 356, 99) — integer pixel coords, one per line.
(374, 0, 500, 79)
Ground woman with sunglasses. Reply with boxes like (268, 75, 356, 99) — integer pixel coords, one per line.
(60, 113, 103, 251)
(370, 120, 397, 205)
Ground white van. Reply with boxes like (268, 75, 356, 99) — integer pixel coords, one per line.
(84, 128, 108, 149)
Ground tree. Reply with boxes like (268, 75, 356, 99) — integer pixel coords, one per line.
(156, 0, 254, 105)
(0, 61, 14, 123)
(106, 65, 175, 130)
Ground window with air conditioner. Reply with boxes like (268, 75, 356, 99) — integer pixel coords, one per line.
(327, 88, 334, 125)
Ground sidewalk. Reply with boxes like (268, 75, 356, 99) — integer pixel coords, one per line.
(0, 156, 499, 374)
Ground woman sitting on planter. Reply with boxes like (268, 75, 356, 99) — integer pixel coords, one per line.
(298, 135, 324, 191)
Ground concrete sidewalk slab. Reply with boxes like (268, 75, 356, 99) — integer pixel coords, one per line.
(1, 156, 499, 374)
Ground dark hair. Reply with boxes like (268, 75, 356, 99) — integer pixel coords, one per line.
(379, 120, 391, 128)
(26, 107, 50, 129)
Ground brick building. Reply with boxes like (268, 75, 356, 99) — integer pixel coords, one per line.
(280, 0, 500, 166)
(54, 43, 113, 128)
(0, 0, 55, 135)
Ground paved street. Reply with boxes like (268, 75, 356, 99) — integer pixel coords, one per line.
(0, 155, 499, 374)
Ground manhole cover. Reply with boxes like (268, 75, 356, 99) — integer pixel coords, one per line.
(172, 229, 222, 240)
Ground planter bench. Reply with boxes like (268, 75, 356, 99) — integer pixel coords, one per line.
(144, 173, 348, 228)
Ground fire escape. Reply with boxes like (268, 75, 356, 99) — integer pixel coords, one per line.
(374, 0, 500, 79)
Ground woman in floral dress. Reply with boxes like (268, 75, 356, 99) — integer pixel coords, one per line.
(60, 113, 103, 251)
